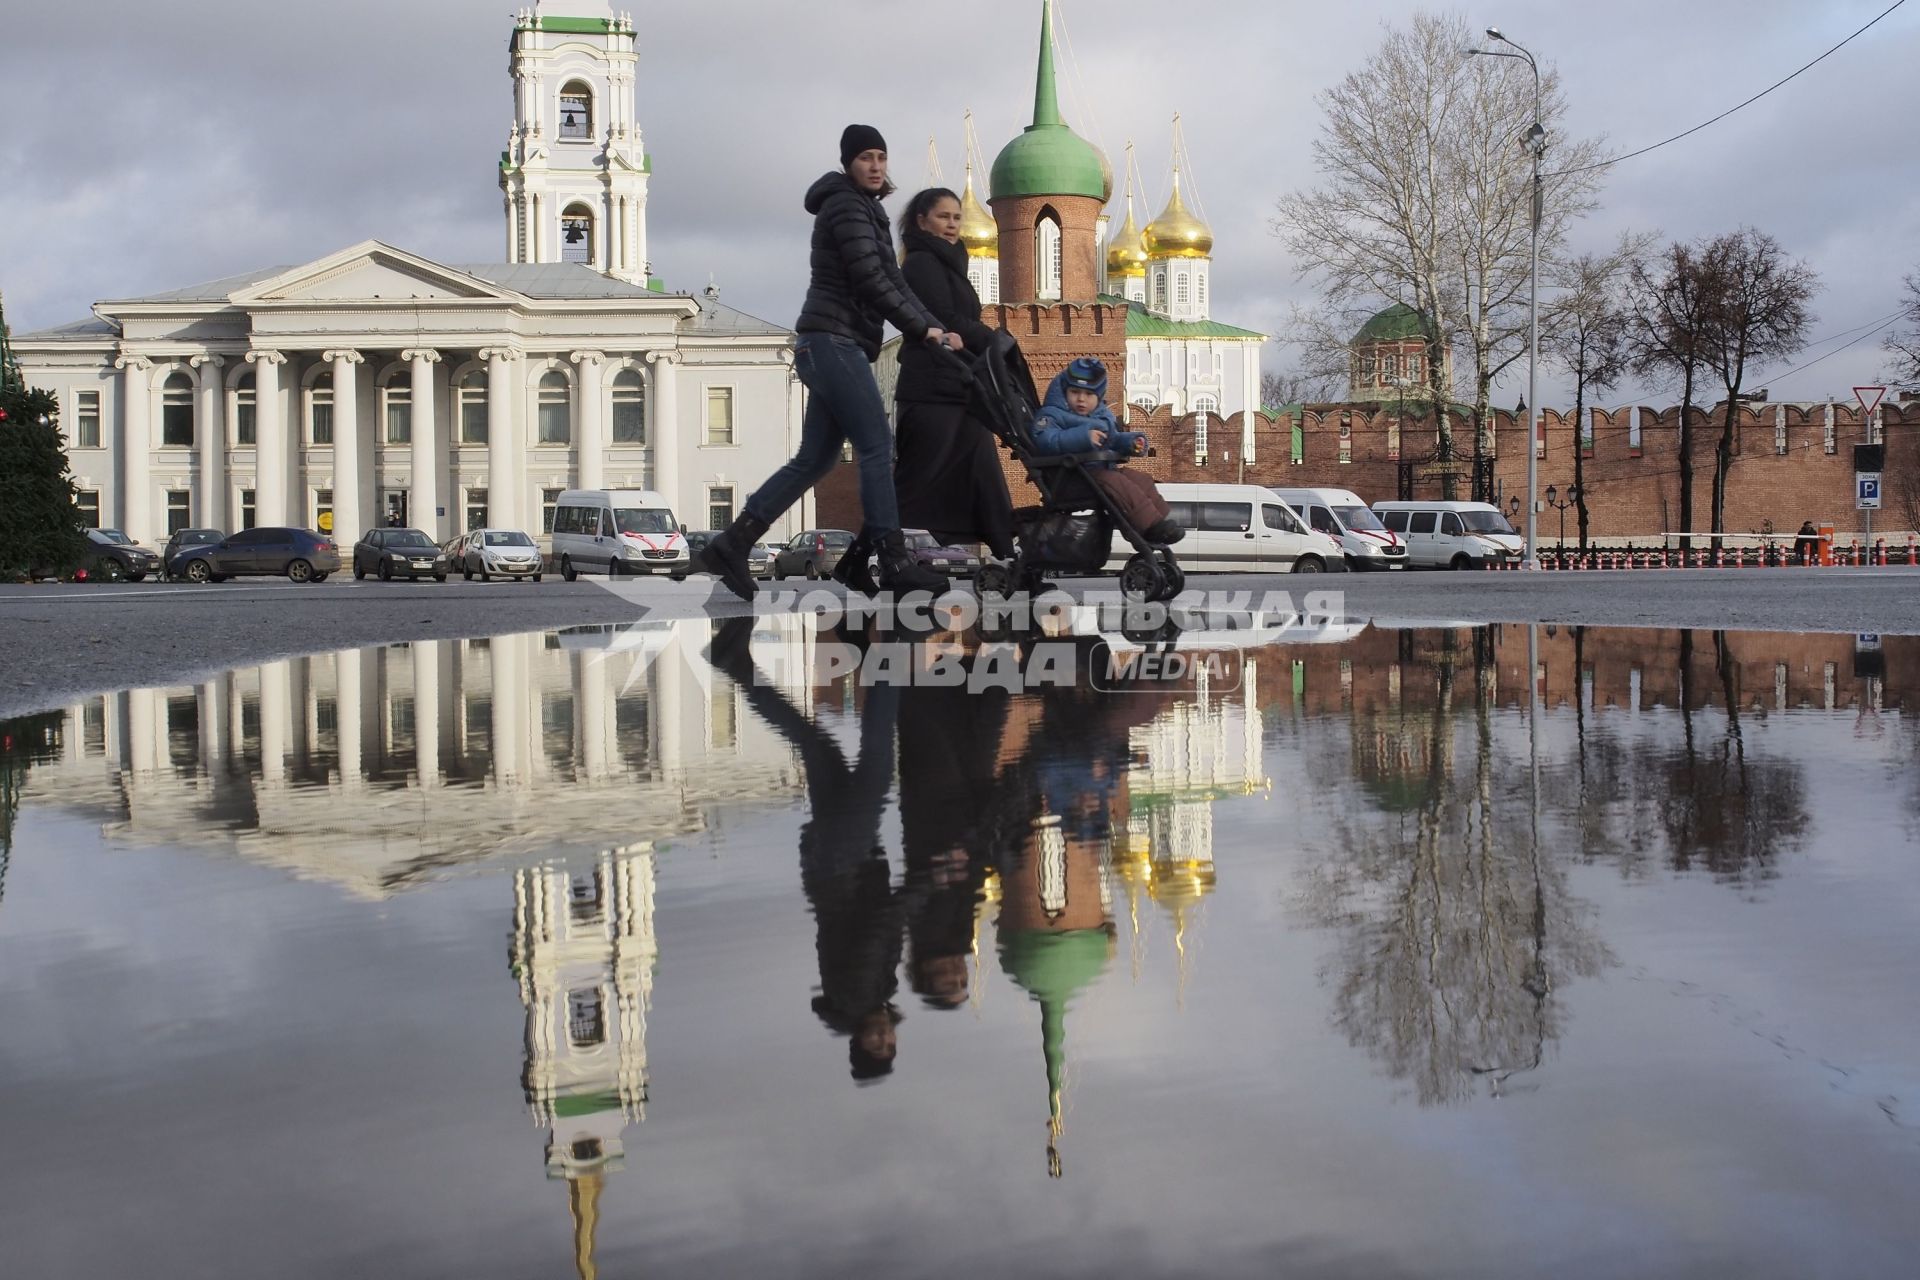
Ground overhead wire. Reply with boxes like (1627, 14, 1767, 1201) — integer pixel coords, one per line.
(1548, 0, 1907, 177)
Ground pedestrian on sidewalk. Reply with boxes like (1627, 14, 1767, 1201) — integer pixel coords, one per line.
(683, 125, 957, 601)
(1794, 520, 1820, 566)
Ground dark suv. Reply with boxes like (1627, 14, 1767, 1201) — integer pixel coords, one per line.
(84, 529, 163, 582)
(175, 528, 341, 583)
(353, 529, 450, 581)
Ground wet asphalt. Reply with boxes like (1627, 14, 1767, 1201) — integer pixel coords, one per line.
(3, 566, 1917, 717)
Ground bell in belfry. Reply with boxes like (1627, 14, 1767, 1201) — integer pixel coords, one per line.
(564, 221, 585, 245)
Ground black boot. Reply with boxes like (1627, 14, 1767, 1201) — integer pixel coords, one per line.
(830, 531, 881, 597)
(705, 616, 758, 684)
(681, 511, 770, 601)
(875, 529, 950, 594)
(1145, 518, 1185, 545)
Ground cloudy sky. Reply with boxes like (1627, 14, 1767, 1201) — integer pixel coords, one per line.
(3, 0, 1915, 405)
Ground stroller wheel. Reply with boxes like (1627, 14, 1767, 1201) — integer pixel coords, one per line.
(1154, 550, 1186, 601)
(975, 562, 1016, 599)
(1121, 552, 1166, 604)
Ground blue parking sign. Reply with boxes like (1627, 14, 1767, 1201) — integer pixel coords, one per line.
(1857, 473, 1882, 510)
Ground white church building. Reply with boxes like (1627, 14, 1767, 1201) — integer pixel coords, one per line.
(13, 3, 802, 546)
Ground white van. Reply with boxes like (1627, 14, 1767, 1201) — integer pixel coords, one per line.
(1107, 483, 1346, 573)
(551, 489, 688, 580)
(1272, 487, 1408, 571)
(1370, 500, 1523, 569)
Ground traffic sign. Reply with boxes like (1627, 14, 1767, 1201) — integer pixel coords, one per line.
(1855, 385, 1886, 417)
(1857, 474, 1882, 510)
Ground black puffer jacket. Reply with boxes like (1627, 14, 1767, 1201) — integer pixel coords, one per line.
(795, 172, 939, 360)
(895, 228, 998, 404)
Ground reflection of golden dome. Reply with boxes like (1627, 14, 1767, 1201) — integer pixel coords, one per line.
(959, 172, 999, 259)
(1106, 206, 1148, 278)
(1147, 858, 1217, 910)
(1143, 171, 1213, 260)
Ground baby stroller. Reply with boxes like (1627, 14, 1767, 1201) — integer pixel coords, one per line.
(959, 331, 1184, 603)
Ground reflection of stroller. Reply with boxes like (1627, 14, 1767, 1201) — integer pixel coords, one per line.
(955, 332, 1183, 603)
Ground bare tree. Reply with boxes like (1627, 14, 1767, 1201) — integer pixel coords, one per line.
(1260, 340, 1344, 409)
(1541, 237, 1644, 547)
(1626, 243, 1719, 548)
(1884, 272, 1920, 383)
(1274, 11, 1605, 481)
(1699, 229, 1817, 540)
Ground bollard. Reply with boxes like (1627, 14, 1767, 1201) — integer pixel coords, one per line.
(1714, 546, 1724, 568)
(1876, 539, 1887, 567)
(1850, 539, 1860, 567)
(1908, 533, 1916, 566)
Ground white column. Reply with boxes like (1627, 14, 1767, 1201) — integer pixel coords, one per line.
(325, 351, 365, 541)
(579, 653, 610, 780)
(1242, 345, 1259, 466)
(571, 350, 605, 491)
(336, 648, 363, 792)
(246, 351, 288, 526)
(63, 703, 86, 765)
(491, 634, 524, 787)
(655, 650, 683, 775)
(506, 192, 520, 262)
(191, 355, 227, 529)
(413, 642, 441, 791)
(531, 192, 544, 262)
(260, 660, 291, 787)
(198, 679, 226, 776)
(128, 687, 158, 777)
(481, 348, 519, 529)
(114, 354, 153, 540)
(645, 350, 679, 510)
(404, 349, 443, 538)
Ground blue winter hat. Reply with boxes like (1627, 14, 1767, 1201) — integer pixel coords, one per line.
(1062, 357, 1108, 397)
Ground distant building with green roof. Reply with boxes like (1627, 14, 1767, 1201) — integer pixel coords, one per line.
(1348, 303, 1453, 404)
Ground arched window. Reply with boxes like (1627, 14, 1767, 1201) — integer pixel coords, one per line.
(1197, 273, 1207, 312)
(561, 203, 595, 265)
(1133, 396, 1159, 415)
(1193, 394, 1219, 418)
(232, 372, 256, 446)
(610, 369, 645, 444)
(537, 370, 571, 445)
(1152, 270, 1168, 313)
(1036, 214, 1062, 301)
(459, 370, 488, 444)
(1175, 273, 1190, 308)
(308, 372, 334, 444)
(382, 370, 412, 444)
(559, 82, 593, 141)
(161, 371, 195, 447)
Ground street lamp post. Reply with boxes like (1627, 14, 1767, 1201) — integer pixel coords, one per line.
(1469, 27, 1545, 570)
(1545, 483, 1579, 550)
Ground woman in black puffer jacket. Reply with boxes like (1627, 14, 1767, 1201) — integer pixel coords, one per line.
(684, 124, 956, 601)
(887, 188, 1017, 563)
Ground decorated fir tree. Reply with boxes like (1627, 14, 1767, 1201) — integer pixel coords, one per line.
(0, 292, 90, 579)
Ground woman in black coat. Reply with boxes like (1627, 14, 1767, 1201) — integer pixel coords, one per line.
(890, 188, 1017, 561)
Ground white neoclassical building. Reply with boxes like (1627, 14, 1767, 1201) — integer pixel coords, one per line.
(11, 1, 803, 546)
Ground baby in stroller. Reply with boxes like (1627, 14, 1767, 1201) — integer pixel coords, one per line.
(1029, 358, 1182, 546)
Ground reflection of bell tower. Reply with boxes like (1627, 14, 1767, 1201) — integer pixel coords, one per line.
(501, 1, 650, 284)
(995, 814, 1115, 1179)
(511, 843, 657, 1278)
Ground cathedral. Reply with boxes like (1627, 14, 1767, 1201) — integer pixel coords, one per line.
(12, 2, 801, 548)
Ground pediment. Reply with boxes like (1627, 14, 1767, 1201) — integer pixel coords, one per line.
(233, 241, 519, 305)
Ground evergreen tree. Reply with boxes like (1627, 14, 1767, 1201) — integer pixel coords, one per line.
(0, 293, 91, 579)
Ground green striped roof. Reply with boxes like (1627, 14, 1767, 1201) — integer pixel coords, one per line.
(1101, 298, 1263, 341)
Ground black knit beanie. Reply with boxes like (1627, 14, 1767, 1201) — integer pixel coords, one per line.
(840, 123, 888, 167)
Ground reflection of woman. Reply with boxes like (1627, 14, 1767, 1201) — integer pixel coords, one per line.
(889, 187, 1018, 565)
(708, 619, 906, 1080)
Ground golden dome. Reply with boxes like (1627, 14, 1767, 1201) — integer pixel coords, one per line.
(958, 172, 999, 259)
(1106, 206, 1148, 279)
(1142, 171, 1213, 260)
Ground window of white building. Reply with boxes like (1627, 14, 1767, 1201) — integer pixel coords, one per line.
(541, 488, 563, 534)
(1176, 273, 1189, 308)
(705, 387, 735, 445)
(558, 83, 593, 141)
(561, 204, 595, 266)
(309, 374, 334, 445)
(1036, 215, 1062, 301)
(74, 390, 100, 448)
(314, 488, 333, 533)
(611, 369, 645, 444)
(1133, 396, 1158, 415)
(1193, 394, 1218, 417)
(232, 374, 255, 445)
(237, 488, 256, 530)
(459, 371, 487, 444)
(1153, 271, 1168, 312)
(161, 372, 195, 447)
(75, 490, 101, 528)
(1197, 273, 1207, 311)
(537, 370, 571, 445)
(465, 489, 488, 531)
(166, 489, 191, 535)
(383, 374, 411, 444)
(708, 485, 735, 530)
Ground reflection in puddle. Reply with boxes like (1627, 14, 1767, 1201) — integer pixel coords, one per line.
(2, 622, 1918, 1277)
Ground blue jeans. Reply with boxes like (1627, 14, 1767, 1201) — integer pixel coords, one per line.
(744, 333, 899, 537)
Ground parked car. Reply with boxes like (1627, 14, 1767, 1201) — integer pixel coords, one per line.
(352, 528, 449, 581)
(453, 528, 543, 581)
(771, 529, 856, 579)
(174, 527, 340, 583)
(85, 528, 163, 582)
(1106, 485, 1346, 573)
(903, 529, 980, 572)
(551, 489, 688, 579)
(1371, 500, 1523, 569)
(685, 531, 773, 579)
(1272, 488, 1407, 571)
(161, 528, 226, 580)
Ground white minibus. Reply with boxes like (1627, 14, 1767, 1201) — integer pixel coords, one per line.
(1272, 487, 1407, 570)
(1369, 500, 1522, 569)
(551, 489, 688, 579)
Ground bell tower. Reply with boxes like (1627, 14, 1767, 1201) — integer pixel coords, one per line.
(501, 2, 651, 285)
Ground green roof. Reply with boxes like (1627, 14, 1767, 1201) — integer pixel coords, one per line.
(1353, 303, 1431, 345)
(989, 2, 1107, 201)
(1125, 308, 1265, 341)
(552, 1090, 621, 1118)
(533, 16, 616, 34)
